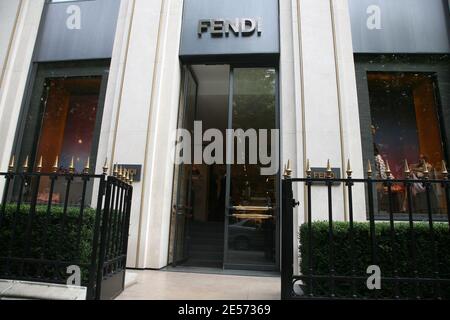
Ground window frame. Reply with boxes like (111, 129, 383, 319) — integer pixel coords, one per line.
(11, 59, 110, 177)
(355, 54, 450, 221)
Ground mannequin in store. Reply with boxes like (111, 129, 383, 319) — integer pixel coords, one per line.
(411, 154, 433, 178)
(372, 125, 389, 180)
(374, 144, 388, 180)
(410, 154, 439, 214)
(372, 125, 390, 213)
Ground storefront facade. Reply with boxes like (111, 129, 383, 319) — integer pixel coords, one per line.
(0, 0, 448, 271)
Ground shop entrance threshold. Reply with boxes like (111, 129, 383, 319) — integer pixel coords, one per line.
(163, 266, 280, 278)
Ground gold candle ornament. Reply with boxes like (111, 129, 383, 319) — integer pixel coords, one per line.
(53, 156, 59, 173)
(37, 156, 43, 173)
(8, 155, 15, 173)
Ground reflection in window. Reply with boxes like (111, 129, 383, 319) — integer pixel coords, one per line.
(16, 76, 102, 206)
(37, 77, 101, 174)
(368, 72, 447, 216)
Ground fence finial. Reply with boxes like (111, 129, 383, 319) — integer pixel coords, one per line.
(8, 155, 15, 173)
(23, 156, 29, 172)
(113, 164, 119, 177)
(119, 166, 124, 180)
(404, 159, 411, 178)
(367, 160, 373, 178)
(306, 159, 312, 178)
(126, 170, 131, 185)
(37, 156, 43, 173)
(326, 159, 332, 178)
(346, 159, 352, 178)
(84, 157, 90, 174)
(53, 156, 59, 173)
(130, 172, 134, 184)
(103, 158, 109, 175)
(69, 156, 75, 174)
(284, 160, 292, 178)
(442, 160, 448, 179)
(385, 160, 392, 180)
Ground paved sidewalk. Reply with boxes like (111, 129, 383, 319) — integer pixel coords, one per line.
(116, 270, 280, 300)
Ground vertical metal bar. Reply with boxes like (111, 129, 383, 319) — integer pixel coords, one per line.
(424, 181, 440, 298)
(75, 176, 89, 261)
(445, 181, 450, 233)
(112, 184, 124, 270)
(21, 174, 41, 276)
(0, 173, 12, 276)
(107, 182, 118, 272)
(327, 180, 335, 298)
(307, 180, 313, 297)
(281, 179, 294, 300)
(116, 186, 127, 269)
(386, 181, 400, 298)
(443, 179, 450, 299)
(54, 175, 73, 280)
(405, 181, 420, 299)
(111, 181, 124, 271)
(87, 176, 106, 300)
(104, 181, 117, 261)
(346, 178, 356, 298)
(37, 175, 57, 279)
(120, 185, 133, 291)
(367, 178, 377, 265)
(5, 174, 26, 274)
(115, 184, 126, 269)
(95, 177, 112, 300)
(0, 173, 12, 230)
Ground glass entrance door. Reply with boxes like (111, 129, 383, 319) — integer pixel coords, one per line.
(171, 67, 198, 266)
(224, 68, 278, 271)
(170, 66, 279, 271)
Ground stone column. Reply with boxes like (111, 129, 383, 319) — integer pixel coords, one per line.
(0, 0, 44, 175)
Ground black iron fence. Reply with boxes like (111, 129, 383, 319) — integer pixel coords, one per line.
(0, 157, 133, 300)
(282, 160, 450, 300)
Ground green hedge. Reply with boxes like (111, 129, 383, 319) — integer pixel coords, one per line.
(299, 221, 450, 299)
(0, 204, 97, 284)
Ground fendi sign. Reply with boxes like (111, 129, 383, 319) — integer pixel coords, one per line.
(310, 168, 341, 186)
(198, 18, 263, 37)
(179, 0, 279, 62)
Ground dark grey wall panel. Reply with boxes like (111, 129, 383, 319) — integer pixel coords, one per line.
(349, 0, 450, 53)
(34, 0, 121, 62)
(180, 0, 279, 60)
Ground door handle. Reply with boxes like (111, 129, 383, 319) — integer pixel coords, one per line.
(231, 213, 274, 220)
(230, 206, 274, 212)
